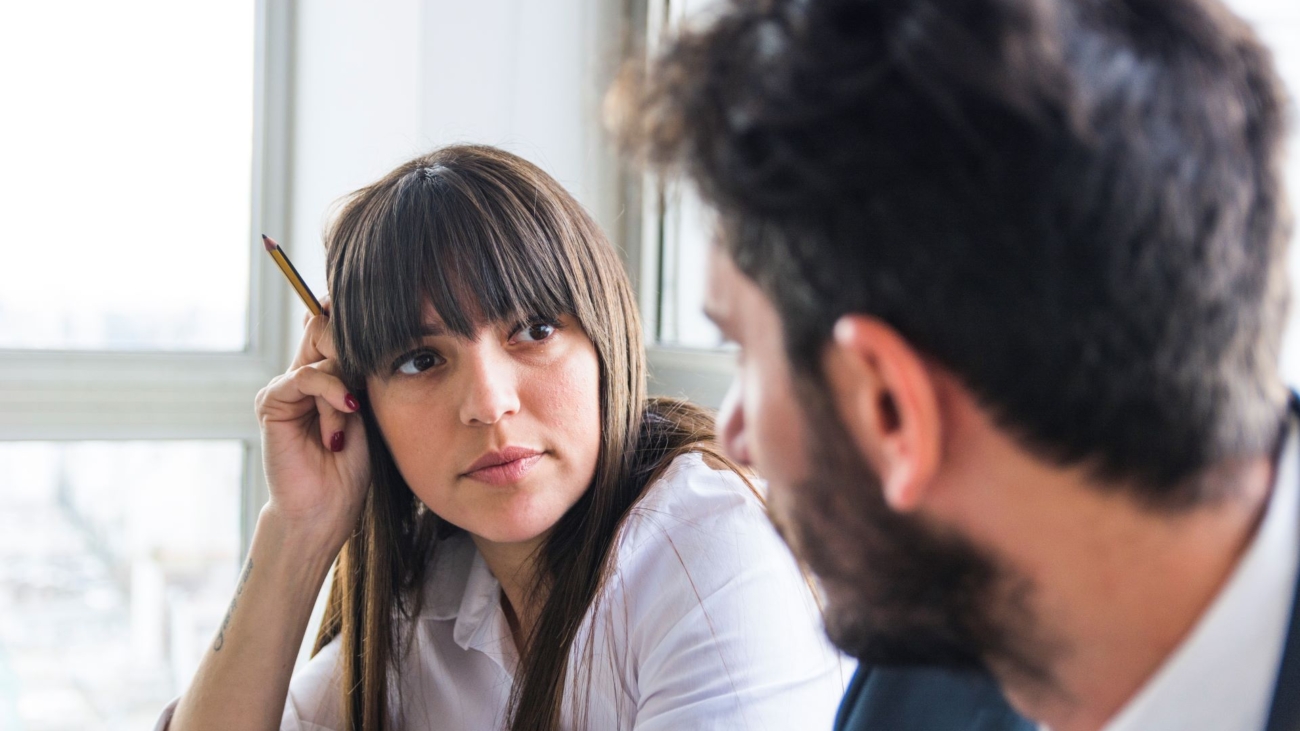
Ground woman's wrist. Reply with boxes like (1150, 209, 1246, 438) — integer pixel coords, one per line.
(168, 502, 339, 731)
(256, 503, 350, 569)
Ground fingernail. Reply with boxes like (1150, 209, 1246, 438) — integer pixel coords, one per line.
(330, 431, 345, 452)
(344, 393, 360, 411)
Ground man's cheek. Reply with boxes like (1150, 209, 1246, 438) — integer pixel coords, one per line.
(750, 392, 810, 483)
(763, 477, 801, 553)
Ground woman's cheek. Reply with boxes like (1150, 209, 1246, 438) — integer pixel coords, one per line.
(542, 350, 602, 469)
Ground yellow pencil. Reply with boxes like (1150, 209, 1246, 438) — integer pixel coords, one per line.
(262, 234, 323, 317)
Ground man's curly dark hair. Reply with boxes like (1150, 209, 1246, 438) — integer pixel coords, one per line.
(613, 0, 1293, 505)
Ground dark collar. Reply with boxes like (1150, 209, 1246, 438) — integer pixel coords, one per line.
(1263, 394, 1300, 731)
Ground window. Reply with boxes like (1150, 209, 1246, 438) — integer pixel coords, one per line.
(0, 442, 243, 728)
(638, 0, 736, 409)
(0, 4, 254, 353)
(639, 0, 1300, 405)
(0, 1, 292, 727)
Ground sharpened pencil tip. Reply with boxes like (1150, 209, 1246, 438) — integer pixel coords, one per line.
(261, 234, 277, 252)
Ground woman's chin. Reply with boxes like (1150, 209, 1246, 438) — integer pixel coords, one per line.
(430, 478, 589, 548)
(473, 525, 550, 546)
(463, 506, 563, 547)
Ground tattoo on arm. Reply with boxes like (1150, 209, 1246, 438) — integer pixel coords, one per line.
(213, 559, 254, 652)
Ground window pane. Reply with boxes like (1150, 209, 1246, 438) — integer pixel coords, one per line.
(655, 0, 726, 349)
(0, 441, 243, 730)
(660, 184, 725, 348)
(0, 2, 254, 352)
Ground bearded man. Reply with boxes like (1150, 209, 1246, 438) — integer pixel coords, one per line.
(617, 0, 1299, 729)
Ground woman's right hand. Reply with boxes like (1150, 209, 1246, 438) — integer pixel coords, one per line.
(170, 301, 366, 731)
(255, 300, 371, 552)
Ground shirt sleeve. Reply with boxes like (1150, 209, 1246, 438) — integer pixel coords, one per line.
(149, 639, 344, 731)
(622, 459, 853, 731)
(153, 698, 178, 731)
(281, 636, 345, 731)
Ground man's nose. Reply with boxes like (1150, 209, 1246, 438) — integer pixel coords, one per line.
(459, 348, 521, 426)
(716, 378, 751, 466)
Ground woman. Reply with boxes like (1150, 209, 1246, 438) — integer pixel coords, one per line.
(159, 145, 848, 731)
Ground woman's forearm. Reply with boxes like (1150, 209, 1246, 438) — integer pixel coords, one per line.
(168, 507, 339, 731)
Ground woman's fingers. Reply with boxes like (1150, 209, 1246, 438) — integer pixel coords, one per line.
(311, 360, 354, 452)
(274, 295, 355, 454)
(301, 295, 332, 328)
(257, 359, 359, 434)
(316, 395, 347, 452)
(291, 311, 340, 370)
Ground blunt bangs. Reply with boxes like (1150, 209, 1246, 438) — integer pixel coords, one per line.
(327, 160, 577, 384)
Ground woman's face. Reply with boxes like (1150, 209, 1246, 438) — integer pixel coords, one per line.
(366, 305, 603, 548)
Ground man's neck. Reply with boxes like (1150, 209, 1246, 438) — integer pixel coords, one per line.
(928, 394, 1279, 731)
(989, 459, 1274, 731)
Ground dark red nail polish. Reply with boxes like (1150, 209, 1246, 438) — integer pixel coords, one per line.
(344, 393, 360, 411)
(330, 431, 345, 452)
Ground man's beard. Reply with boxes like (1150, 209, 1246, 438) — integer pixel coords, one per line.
(776, 368, 1048, 678)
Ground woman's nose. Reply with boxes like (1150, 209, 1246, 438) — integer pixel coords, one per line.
(458, 348, 521, 426)
(716, 378, 751, 466)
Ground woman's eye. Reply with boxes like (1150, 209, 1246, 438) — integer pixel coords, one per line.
(515, 322, 557, 343)
(396, 351, 442, 375)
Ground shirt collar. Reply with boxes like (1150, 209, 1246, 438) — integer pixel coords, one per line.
(1095, 417, 1300, 731)
(418, 532, 519, 673)
(420, 532, 477, 621)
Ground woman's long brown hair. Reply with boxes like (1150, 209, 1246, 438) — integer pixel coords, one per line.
(312, 145, 748, 730)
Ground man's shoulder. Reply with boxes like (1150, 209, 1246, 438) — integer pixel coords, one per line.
(835, 664, 1034, 731)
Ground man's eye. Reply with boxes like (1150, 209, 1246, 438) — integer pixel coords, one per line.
(396, 350, 442, 375)
(515, 321, 557, 343)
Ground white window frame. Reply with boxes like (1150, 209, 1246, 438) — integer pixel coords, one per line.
(633, 0, 737, 410)
(0, 0, 294, 560)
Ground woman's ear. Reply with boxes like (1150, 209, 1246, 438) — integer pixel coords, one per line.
(820, 315, 942, 512)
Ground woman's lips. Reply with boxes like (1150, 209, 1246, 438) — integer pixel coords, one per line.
(464, 453, 544, 485)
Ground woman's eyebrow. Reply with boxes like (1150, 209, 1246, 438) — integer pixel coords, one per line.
(417, 322, 447, 337)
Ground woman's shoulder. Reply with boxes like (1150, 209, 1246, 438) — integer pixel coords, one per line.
(611, 452, 790, 598)
(619, 452, 766, 552)
(598, 452, 847, 726)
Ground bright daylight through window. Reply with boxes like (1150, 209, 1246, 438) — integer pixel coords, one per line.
(0, 3, 253, 352)
(0, 2, 258, 729)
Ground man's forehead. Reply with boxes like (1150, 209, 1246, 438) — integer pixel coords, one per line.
(702, 244, 739, 322)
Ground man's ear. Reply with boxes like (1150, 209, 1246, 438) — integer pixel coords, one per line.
(821, 315, 941, 512)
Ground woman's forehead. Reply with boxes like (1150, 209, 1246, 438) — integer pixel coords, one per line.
(415, 299, 537, 341)
(418, 298, 487, 336)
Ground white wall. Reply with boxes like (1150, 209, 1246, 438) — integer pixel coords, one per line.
(287, 0, 422, 299)
(284, 0, 627, 350)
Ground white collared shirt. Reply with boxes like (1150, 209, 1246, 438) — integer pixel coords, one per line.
(160, 452, 852, 731)
(1045, 424, 1300, 731)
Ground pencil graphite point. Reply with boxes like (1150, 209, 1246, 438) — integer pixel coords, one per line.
(261, 234, 277, 252)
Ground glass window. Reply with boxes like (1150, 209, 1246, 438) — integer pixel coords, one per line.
(659, 183, 725, 348)
(0, 2, 255, 352)
(651, 0, 725, 350)
(0, 441, 243, 729)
